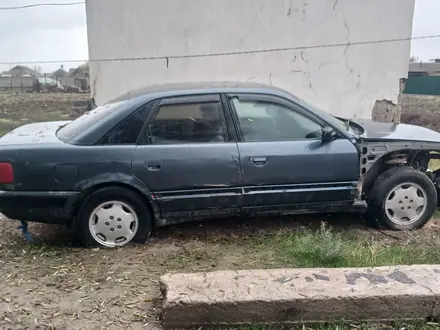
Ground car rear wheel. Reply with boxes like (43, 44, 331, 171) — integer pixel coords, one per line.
(367, 166, 437, 230)
(76, 187, 153, 248)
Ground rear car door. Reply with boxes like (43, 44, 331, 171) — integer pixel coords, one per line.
(227, 93, 359, 214)
(132, 94, 241, 219)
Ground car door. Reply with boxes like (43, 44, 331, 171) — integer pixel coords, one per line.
(226, 93, 359, 215)
(132, 94, 241, 219)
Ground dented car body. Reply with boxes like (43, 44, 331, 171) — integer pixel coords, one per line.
(0, 82, 439, 248)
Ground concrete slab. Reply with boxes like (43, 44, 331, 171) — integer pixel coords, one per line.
(160, 265, 440, 328)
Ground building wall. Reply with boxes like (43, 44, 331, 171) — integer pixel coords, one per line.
(86, 0, 415, 119)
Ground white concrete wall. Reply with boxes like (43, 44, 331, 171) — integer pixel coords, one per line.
(86, 0, 415, 119)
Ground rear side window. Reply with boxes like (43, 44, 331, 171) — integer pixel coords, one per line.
(148, 102, 227, 144)
(98, 104, 151, 145)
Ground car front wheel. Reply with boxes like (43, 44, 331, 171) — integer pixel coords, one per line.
(367, 166, 437, 230)
(76, 187, 152, 248)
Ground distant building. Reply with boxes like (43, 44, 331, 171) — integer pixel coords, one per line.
(406, 60, 440, 96)
(50, 64, 90, 92)
(409, 60, 440, 76)
(69, 64, 89, 80)
(3, 65, 41, 77)
(68, 64, 90, 92)
(0, 65, 38, 93)
(52, 65, 69, 79)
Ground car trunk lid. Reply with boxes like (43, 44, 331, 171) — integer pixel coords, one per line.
(0, 121, 71, 145)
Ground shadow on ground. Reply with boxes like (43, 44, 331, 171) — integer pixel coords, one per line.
(155, 212, 368, 240)
(0, 212, 368, 248)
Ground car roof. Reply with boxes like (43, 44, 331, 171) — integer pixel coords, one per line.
(107, 81, 290, 104)
(73, 81, 353, 145)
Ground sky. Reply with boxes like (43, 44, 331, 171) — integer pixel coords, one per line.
(0, 0, 438, 73)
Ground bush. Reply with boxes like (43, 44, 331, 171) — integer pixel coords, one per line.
(401, 108, 440, 132)
(270, 222, 440, 268)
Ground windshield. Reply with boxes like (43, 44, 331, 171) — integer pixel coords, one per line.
(56, 101, 125, 142)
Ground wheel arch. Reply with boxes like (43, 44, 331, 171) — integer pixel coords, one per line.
(71, 176, 161, 226)
(357, 139, 440, 197)
(361, 149, 418, 195)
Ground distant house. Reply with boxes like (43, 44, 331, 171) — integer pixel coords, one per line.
(49, 64, 89, 92)
(68, 64, 90, 92)
(4, 65, 41, 77)
(0, 65, 38, 93)
(409, 60, 440, 76)
(52, 65, 69, 78)
(51, 65, 70, 89)
(69, 64, 89, 79)
(406, 60, 440, 96)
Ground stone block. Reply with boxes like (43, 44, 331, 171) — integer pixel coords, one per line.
(161, 265, 440, 328)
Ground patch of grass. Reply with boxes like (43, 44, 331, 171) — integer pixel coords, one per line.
(233, 222, 440, 269)
(155, 221, 440, 271)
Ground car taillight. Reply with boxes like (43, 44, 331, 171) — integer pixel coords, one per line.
(0, 163, 13, 184)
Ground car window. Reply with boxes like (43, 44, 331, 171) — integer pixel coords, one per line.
(57, 101, 126, 142)
(148, 102, 227, 144)
(231, 98, 322, 142)
(97, 104, 150, 145)
(288, 93, 354, 135)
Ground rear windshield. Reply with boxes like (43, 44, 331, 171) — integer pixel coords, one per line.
(56, 101, 125, 142)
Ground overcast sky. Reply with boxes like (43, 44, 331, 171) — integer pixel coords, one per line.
(0, 0, 438, 73)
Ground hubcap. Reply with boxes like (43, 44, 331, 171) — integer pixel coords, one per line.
(88, 201, 138, 247)
(385, 182, 427, 226)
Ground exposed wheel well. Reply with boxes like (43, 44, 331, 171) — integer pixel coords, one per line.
(71, 182, 156, 227)
(361, 149, 435, 198)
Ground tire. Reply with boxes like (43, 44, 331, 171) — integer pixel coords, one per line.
(367, 166, 437, 230)
(75, 187, 153, 248)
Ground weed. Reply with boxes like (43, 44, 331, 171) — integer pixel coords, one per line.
(236, 222, 440, 269)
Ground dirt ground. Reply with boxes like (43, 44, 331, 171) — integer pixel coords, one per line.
(1, 212, 440, 330)
(0, 93, 89, 136)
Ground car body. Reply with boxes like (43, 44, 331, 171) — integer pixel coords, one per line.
(0, 82, 439, 248)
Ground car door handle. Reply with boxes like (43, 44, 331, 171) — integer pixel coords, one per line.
(145, 161, 163, 171)
(250, 156, 267, 166)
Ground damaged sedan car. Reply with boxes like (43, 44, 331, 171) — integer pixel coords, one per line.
(0, 82, 439, 248)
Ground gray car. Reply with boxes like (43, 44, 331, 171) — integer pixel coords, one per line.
(0, 82, 439, 248)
